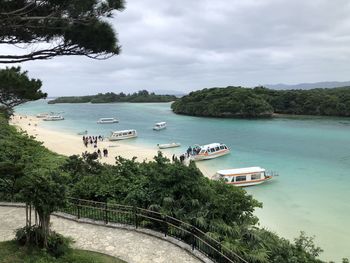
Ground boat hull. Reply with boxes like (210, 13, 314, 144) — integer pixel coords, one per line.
(158, 143, 181, 149)
(109, 135, 137, 141)
(227, 176, 273, 187)
(192, 149, 230, 161)
(97, 120, 118, 124)
(43, 118, 64, 121)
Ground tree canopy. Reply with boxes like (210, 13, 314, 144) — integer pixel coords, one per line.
(0, 0, 125, 63)
(171, 86, 350, 118)
(0, 67, 46, 115)
(48, 90, 177, 104)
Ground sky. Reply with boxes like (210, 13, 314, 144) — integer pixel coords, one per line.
(2, 0, 350, 96)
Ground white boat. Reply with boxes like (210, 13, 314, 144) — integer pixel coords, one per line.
(36, 113, 49, 118)
(43, 115, 64, 121)
(191, 143, 230, 161)
(157, 142, 181, 149)
(109, 129, 137, 141)
(215, 167, 275, 187)
(153, 122, 167, 130)
(97, 118, 118, 124)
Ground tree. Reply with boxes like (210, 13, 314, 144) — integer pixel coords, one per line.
(0, 66, 46, 114)
(20, 169, 67, 248)
(0, 0, 125, 63)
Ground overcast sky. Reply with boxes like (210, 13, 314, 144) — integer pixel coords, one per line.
(2, 0, 350, 96)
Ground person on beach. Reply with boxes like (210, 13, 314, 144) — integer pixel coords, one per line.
(172, 154, 175, 162)
(97, 149, 102, 158)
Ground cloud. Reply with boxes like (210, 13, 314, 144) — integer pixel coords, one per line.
(2, 0, 350, 96)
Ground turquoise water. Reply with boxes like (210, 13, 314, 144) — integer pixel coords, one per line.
(16, 100, 350, 261)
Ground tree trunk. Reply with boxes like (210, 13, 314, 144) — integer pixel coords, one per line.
(38, 211, 50, 248)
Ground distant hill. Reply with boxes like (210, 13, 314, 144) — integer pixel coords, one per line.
(265, 81, 350, 90)
(48, 90, 177, 104)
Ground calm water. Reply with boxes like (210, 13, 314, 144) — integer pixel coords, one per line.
(16, 100, 350, 261)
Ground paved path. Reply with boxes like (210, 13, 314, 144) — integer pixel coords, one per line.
(0, 206, 202, 263)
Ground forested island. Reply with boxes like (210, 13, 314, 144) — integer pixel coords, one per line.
(171, 86, 350, 118)
(48, 90, 177, 104)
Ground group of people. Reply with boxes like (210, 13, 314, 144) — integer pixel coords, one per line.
(81, 135, 109, 159)
(186, 146, 200, 157)
(82, 148, 109, 159)
(82, 135, 104, 148)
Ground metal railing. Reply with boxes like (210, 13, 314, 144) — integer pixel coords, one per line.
(59, 197, 248, 263)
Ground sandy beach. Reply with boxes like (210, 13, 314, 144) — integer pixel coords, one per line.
(9, 114, 213, 178)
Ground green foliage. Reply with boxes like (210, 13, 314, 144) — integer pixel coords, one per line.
(0, 67, 46, 113)
(172, 86, 350, 118)
(15, 226, 72, 258)
(0, 115, 65, 201)
(48, 90, 177, 104)
(0, 0, 125, 63)
(0, 240, 125, 263)
(63, 152, 325, 262)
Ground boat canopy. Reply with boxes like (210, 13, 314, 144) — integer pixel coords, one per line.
(217, 167, 265, 176)
(155, 122, 166, 126)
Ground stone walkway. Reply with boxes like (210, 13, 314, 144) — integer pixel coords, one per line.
(0, 206, 202, 263)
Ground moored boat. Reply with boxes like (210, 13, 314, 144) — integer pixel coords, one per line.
(43, 115, 64, 121)
(215, 167, 275, 187)
(109, 129, 137, 141)
(97, 118, 118, 124)
(157, 142, 181, 149)
(153, 122, 167, 130)
(36, 113, 49, 118)
(191, 143, 230, 161)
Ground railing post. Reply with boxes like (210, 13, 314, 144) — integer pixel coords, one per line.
(191, 226, 197, 251)
(77, 200, 81, 219)
(164, 215, 168, 237)
(133, 206, 138, 229)
(104, 202, 108, 224)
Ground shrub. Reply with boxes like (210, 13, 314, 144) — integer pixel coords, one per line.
(15, 226, 72, 257)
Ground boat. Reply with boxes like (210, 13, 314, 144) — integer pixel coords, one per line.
(97, 118, 118, 124)
(77, 130, 88, 135)
(43, 115, 64, 121)
(157, 142, 181, 149)
(215, 167, 275, 187)
(191, 143, 230, 161)
(36, 113, 49, 118)
(109, 129, 137, 141)
(153, 122, 167, 130)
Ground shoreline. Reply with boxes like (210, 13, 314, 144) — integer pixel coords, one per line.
(9, 114, 214, 178)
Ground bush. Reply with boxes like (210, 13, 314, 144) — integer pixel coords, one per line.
(15, 226, 72, 258)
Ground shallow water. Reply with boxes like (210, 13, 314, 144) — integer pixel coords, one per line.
(16, 100, 350, 261)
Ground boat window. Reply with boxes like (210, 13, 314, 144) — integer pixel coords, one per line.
(224, 146, 227, 149)
(251, 174, 261, 180)
(123, 133, 127, 135)
(236, 176, 246, 182)
(215, 147, 220, 151)
(128, 132, 132, 134)
(220, 146, 224, 150)
(230, 177, 235, 183)
(210, 148, 215, 152)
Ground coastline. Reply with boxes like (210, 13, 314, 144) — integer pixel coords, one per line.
(9, 114, 214, 178)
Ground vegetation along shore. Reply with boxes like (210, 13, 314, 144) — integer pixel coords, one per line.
(171, 86, 350, 118)
(48, 90, 177, 104)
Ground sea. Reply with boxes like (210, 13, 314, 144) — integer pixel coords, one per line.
(15, 100, 350, 261)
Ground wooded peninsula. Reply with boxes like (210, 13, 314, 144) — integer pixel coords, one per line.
(48, 90, 177, 104)
(171, 86, 350, 118)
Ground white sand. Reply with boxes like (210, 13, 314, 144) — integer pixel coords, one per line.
(9, 114, 213, 178)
